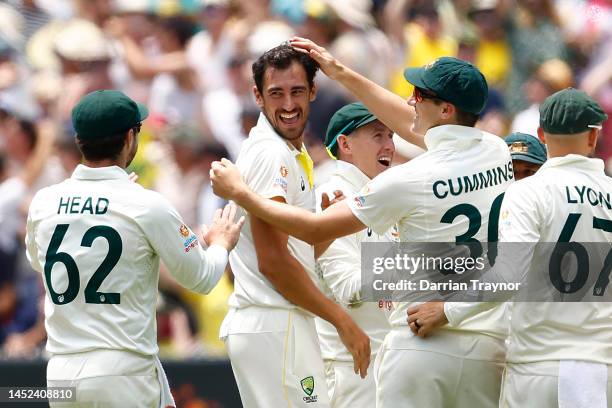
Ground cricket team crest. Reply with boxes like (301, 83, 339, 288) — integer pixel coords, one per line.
(301, 376, 314, 396)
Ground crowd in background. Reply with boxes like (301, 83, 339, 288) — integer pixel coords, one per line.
(0, 0, 610, 360)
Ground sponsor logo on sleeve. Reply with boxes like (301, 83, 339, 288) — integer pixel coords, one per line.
(354, 196, 366, 208)
(179, 224, 190, 238)
(280, 165, 289, 178)
(180, 225, 199, 253)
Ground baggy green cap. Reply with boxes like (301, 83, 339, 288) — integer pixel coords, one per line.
(72, 90, 148, 139)
(325, 102, 378, 158)
(539, 88, 607, 135)
(403, 57, 488, 115)
(505, 132, 547, 165)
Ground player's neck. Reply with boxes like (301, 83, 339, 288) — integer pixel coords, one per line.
(82, 158, 125, 169)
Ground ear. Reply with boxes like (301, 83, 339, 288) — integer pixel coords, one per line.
(537, 127, 546, 144)
(253, 85, 264, 108)
(309, 83, 317, 102)
(337, 134, 350, 155)
(443, 103, 456, 120)
(588, 127, 599, 149)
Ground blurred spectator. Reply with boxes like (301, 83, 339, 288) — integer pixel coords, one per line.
(468, 0, 511, 87)
(186, 0, 238, 94)
(386, 0, 458, 97)
(4, 1, 51, 43)
(53, 19, 115, 122)
(503, 0, 568, 113)
(511, 58, 573, 136)
(148, 16, 202, 124)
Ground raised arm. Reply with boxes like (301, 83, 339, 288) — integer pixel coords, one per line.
(210, 159, 366, 244)
(289, 37, 425, 149)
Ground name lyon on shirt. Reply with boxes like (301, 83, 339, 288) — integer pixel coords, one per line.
(566, 186, 611, 209)
(433, 161, 513, 199)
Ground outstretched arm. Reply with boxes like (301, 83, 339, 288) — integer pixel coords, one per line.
(289, 37, 425, 149)
(210, 159, 366, 244)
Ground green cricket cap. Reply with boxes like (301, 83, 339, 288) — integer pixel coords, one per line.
(505, 132, 547, 165)
(539, 88, 607, 135)
(325, 102, 378, 158)
(72, 90, 148, 139)
(403, 57, 488, 115)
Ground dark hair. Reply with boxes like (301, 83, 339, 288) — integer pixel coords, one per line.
(455, 109, 480, 127)
(429, 98, 480, 127)
(252, 43, 319, 94)
(158, 16, 197, 48)
(76, 131, 129, 161)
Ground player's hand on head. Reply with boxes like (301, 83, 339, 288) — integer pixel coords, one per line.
(289, 37, 343, 80)
(201, 203, 245, 251)
(209, 158, 247, 201)
(335, 315, 371, 378)
(407, 301, 448, 337)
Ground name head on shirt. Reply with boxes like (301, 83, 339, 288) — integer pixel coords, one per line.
(57, 196, 109, 215)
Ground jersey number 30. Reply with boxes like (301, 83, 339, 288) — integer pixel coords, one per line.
(44, 224, 122, 305)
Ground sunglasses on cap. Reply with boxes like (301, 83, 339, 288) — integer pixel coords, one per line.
(413, 87, 443, 103)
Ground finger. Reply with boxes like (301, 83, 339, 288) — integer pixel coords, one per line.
(354, 355, 359, 375)
(221, 203, 231, 220)
(212, 208, 223, 222)
(228, 203, 237, 222)
(209, 168, 215, 179)
(407, 305, 419, 315)
(361, 353, 370, 378)
(220, 157, 232, 166)
(320, 192, 330, 210)
(211, 161, 224, 171)
(333, 190, 344, 199)
(235, 215, 246, 229)
(409, 321, 419, 335)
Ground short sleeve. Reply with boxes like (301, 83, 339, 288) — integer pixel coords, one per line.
(240, 143, 292, 200)
(347, 165, 415, 235)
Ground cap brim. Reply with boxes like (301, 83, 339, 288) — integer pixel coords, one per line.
(403, 67, 428, 90)
(136, 103, 149, 121)
(511, 153, 546, 165)
(353, 114, 379, 131)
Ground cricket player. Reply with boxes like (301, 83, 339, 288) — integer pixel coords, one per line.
(219, 44, 369, 408)
(505, 132, 547, 180)
(316, 103, 394, 407)
(211, 42, 512, 406)
(409, 88, 611, 407)
(25, 90, 244, 408)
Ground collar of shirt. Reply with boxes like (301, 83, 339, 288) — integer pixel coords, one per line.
(334, 160, 371, 190)
(424, 124, 484, 151)
(539, 154, 605, 173)
(252, 113, 302, 157)
(252, 113, 315, 188)
(71, 164, 129, 181)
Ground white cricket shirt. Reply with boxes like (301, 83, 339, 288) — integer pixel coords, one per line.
(347, 125, 512, 342)
(222, 114, 316, 335)
(26, 165, 225, 356)
(499, 154, 612, 364)
(315, 160, 392, 362)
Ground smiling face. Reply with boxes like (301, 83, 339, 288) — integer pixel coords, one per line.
(253, 61, 316, 147)
(338, 120, 395, 179)
(407, 88, 448, 134)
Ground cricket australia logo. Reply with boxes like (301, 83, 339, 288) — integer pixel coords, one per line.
(301, 376, 318, 403)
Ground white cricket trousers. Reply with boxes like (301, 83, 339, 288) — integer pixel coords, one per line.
(46, 349, 173, 408)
